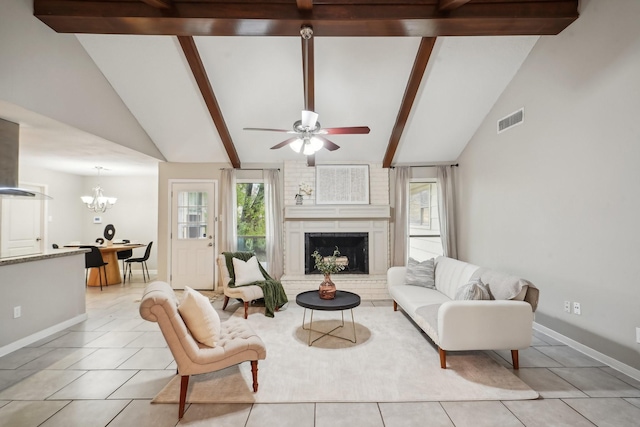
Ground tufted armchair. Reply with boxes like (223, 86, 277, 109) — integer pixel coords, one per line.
(217, 255, 264, 319)
(139, 281, 266, 419)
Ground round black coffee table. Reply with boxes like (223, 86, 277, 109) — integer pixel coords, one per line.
(296, 290, 361, 346)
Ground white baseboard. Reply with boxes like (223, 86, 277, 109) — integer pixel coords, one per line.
(533, 322, 640, 382)
(0, 313, 88, 358)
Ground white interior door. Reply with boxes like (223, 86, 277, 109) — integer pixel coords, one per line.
(170, 181, 217, 290)
(0, 184, 44, 258)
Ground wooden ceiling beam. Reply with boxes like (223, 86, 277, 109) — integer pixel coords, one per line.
(382, 37, 437, 168)
(296, 0, 313, 12)
(140, 0, 172, 9)
(34, 1, 579, 37)
(439, 0, 471, 12)
(177, 36, 241, 168)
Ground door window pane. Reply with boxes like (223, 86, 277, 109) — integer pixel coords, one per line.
(408, 182, 443, 261)
(236, 182, 266, 261)
(176, 191, 208, 239)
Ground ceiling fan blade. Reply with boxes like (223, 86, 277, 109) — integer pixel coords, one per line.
(270, 137, 300, 150)
(317, 136, 340, 151)
(244, 127, 291, 133)
(322, 126, 371, 135)
(301, 110, 318, 128)
(307, 154, 316, 167)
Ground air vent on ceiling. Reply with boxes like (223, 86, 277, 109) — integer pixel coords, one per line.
(497, 108, 524, 134)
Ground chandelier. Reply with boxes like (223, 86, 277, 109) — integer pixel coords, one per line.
(81, 167, 117, 212)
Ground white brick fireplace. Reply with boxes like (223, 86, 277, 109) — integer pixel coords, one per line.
(281, 161, 391, 300)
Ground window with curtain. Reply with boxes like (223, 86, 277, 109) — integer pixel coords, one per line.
(236, 181, 266, 261)
(408, 181, 443, 261)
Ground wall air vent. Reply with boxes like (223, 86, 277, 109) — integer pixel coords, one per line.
(497, 108, 524, 134)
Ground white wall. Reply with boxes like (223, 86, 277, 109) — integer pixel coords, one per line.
(456, 0, 640, 369)
(0, 0, 163, 160)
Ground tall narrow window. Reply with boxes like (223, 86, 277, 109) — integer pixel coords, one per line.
(408, 181, 443, 261)
(236, 182, 266, 261)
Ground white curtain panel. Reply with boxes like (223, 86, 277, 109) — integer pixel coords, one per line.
(392, 166, 410, 266)
(220, 169, 237, 253)
(264, 169, 284, 279)
(437, 166, 458, 259)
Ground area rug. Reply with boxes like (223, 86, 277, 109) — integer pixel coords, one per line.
(153, 305, 538, 403)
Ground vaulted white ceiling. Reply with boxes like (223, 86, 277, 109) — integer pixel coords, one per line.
(72, 33, 538, 168)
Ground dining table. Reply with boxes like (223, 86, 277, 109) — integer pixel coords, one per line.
(65, 242, 145, 287)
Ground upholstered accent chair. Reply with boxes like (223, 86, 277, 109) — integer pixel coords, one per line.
(139, 281, 266, 419)
(217, 255, 264, 319)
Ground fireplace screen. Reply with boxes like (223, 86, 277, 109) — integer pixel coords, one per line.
(305, 232, 369, 274)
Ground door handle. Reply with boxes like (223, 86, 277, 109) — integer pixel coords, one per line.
(36, 237, 42, 242)
(208, 243, 213, 247)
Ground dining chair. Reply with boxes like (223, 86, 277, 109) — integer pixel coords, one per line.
(125, 241, 153, 283)
(117, 239, 133, 281)
(83, 246, 108, 291)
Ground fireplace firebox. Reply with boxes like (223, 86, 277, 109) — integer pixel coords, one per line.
(305, 232, 368, 274)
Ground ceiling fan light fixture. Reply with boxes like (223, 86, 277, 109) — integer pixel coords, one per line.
(309, 136, 323, 152)
(301, 110, 319, 128)
(289, 138, 304, 153)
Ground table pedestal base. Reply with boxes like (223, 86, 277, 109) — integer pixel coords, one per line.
(301, 308, 357, 346)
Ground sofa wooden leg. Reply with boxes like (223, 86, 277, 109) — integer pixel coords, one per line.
(393, 301, 397, 311)
(251, 360, 259, 392)
(244, 301, 249, 319)
(179, 375, 189, 419)
(222, 296, 229, 310)
(439, 347, 447, 369)
(511, 350, 519, 370)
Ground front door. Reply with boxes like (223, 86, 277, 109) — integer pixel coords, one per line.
(0, 184, 44, 257)
(170, 181, 217, 290)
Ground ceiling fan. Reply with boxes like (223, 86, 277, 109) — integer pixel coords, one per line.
(243, 25, 370, 166)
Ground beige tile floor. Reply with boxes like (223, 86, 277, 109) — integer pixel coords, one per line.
(1, 276, 640, 426)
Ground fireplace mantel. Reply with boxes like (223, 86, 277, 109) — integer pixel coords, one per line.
(284, 205, 390, 220)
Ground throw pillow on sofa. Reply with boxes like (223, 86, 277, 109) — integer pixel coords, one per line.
(405, 257, 436, 289)
(455, 278, 491, 300)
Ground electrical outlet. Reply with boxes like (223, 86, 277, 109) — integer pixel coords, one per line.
(636, 327, 640, 344)
(13, 306, 21, 319)
(564, 301, 571, 313)
(573, 302, 581, 315)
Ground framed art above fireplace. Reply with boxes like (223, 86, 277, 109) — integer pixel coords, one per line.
(315, 164, 369, 205)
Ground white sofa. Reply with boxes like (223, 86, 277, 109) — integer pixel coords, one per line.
(387, 256, 539, 369)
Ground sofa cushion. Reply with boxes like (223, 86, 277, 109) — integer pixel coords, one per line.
(454, 278, 491, 300)
(434, 256, 481, 300)
(404, 257, 435, 289)
(178, 286, 221, 348)
(388, 285, 451, 318)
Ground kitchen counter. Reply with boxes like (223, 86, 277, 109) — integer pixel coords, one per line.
(0, 248, 88, 266)
(0, 249, 88, 356)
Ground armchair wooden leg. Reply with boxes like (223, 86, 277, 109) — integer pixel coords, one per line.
(222, 296, 229, 311)
(251, 360, 259, 392)
(439, 347, 447, 369)
(511, 350, 519, 370)
(244, 301, 249, 319)
(393, 301, 397, 311)
(179, 375, 189, 419)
